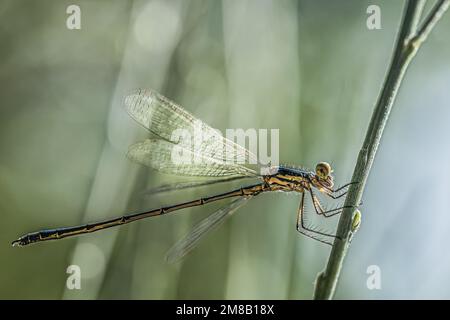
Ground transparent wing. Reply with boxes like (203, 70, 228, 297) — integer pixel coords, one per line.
(165, 197, 249, 263)
(124, 89, 258, 165)
(127, 139, 257, 177)
(139, 175, 259, 197)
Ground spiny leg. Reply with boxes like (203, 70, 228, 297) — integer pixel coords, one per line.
(295, 192, 339, 245)
(325, 185, 349, 200)
(309, 189, 354, 218)
(325, 191, 348, 200)
(332, 181, 358, 193)
(323, 181, 359, 200)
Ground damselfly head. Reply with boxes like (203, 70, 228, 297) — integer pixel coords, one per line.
(313, 162, 334, 189)
(316, 162, 332, 179)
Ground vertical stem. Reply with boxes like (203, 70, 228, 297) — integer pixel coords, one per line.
(313, 0, 449, 300)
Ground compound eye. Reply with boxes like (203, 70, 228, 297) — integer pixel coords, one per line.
(316, 162, 332, 179)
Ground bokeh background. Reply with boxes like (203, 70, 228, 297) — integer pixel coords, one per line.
(1, 0, 450, 299)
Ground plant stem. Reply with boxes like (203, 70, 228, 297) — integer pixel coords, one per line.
(313, 0, 449, 300)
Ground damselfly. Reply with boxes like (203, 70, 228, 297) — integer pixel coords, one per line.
(13, 89, 355, 262)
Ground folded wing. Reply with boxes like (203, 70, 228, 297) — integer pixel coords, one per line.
(165, 197, 249, 263)
(124, 89, 258, 165)
(127, 139, 257, 177)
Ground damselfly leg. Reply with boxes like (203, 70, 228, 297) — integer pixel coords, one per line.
(296, 193, 337, 245)
(309, 189, 356, 218)
(297, 182, 361, 244)
(322, 181, 359, 200)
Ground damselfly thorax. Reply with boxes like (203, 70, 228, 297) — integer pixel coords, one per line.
(13, 89, 355, 262)
(264, 164, 334, 193)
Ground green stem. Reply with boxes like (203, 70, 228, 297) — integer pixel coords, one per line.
(313, 0, 449, 300)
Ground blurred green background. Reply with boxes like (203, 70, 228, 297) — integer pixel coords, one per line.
(1, 0, 450, 299)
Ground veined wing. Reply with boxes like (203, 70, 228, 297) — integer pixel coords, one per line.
(124, 89, 258, 165)
(139, 175, 259, 196)
(166, 197, 249, 263)
(127, 139, 257, 177)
